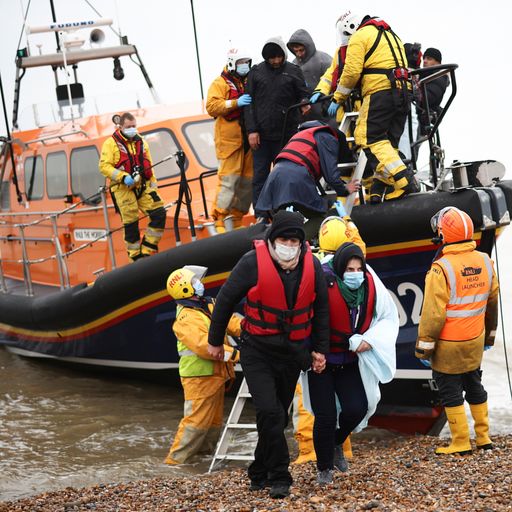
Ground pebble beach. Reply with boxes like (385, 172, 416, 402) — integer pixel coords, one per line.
(2, 434, 510, 512)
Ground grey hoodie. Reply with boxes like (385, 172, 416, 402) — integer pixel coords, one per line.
(287, 29, 331, 89)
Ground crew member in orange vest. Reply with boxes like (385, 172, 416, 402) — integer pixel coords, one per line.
(207, 210, 329, 499)
(416, 206, 499, 454)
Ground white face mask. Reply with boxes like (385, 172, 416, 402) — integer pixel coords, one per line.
(274, 242, 299, 261)
(122, 127, 138, 138)
(236, 63, 250, 76)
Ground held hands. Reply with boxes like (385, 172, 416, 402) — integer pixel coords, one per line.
(300, 102, 311, 115)
(207, 344, 225, 361)
(355, 340, 372, 353)
(311, 351, 326, 373)
(345, 179, 361, 195)
(248, 132, 260, 150)
(123, 175, 135, 187)
(327, 101, 340, 117)
(310, 92, 321, 104)
(237, 94, 252, 107)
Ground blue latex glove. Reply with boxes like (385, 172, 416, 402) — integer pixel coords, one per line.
(419, 359, 431, 368)
(334, 200, 347, 217)
(327, 101, 340, 117)
(237, 94, 252, 107)
(310, 92, 321, 104)
(123, 175, 135, 187)
(484, 345, 492, 351)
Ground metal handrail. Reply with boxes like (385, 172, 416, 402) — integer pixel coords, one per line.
(24, 129, 89, 146)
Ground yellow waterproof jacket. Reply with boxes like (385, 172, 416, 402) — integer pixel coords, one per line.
(206, 70, 245, 160)
(333, 23, 408, 104)
(315, 48, 346, 122)
(173, 300, 241, 399)
(415, 241, 499, 374)
(99, 133, 157, 189)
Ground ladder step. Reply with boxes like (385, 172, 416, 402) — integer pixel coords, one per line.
(337, 162, 357, 169)
(213, 454, 255, 461)
(238, 393, 252, 398)
(226, 423, 257, 429)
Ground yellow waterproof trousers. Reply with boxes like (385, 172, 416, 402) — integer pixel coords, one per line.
(165, 384, 224, 464)
(112, 183, 166, 261)
(211, 147, 253, 229)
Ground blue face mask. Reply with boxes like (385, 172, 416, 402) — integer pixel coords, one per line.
(236, 63, 250, 76)
(122, 127, 138, 138)
(343, 271, 365, 290)
(193, 280, 205, 297)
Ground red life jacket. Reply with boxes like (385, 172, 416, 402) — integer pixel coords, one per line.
(242, 240, 316, 340)
(275, 125, 339, 180)
(112, 130, 152, 178)
(221, 69, 246, 121)
(330, 45, 348, 94)
(327, 270, 376, 352)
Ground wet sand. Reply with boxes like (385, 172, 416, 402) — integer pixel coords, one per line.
(2, 435, 510, 511)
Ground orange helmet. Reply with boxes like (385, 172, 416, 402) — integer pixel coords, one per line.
(430, 207, 474, 244)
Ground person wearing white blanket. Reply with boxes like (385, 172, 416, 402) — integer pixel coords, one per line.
(304, 242, 399, 485)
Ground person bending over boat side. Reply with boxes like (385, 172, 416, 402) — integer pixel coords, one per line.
(301, 242, 398, 485)
(415, 207, 499, 455)
(164, 266, 241, 465)
(207, 210, 329, 499)
(99, 112, 166, 262)
(206, 47, 254, 233)
(293, 213, 366, 466)
(255, 120, 360, 239)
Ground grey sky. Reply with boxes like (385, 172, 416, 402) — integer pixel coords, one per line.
(1, 0, 510, 174)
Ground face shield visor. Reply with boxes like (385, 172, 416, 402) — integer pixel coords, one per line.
(183, 265, 208, 283)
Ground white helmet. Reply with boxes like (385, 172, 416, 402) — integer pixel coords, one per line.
(336, 11, 365, 46)
(226, 47, 252, 72)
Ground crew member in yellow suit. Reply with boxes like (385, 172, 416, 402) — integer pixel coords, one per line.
(328, 13, 419, 203)
(99, 112, 166, 261)
(415, 207, 499, 454)
(164, 265, 241, 464)
(206, 47, 254, 232)
(294, 211, 366, 465)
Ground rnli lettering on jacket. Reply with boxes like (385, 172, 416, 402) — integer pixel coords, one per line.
(220, 70, 245, 121)
(327, 270, 376, 352)
(112, 130, 152, 177)
(243, 240, 316, 340)
(275, 125, 339, 180)
(437, 250, 494, 341)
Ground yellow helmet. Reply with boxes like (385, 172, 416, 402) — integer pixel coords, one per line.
(318, 216, 350, 253)
(166, 266, 207, 300)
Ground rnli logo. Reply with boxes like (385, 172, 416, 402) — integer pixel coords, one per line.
(461, 266, 482, 277)
(168, 272, 184, 287)
(338, 11, 352, 23)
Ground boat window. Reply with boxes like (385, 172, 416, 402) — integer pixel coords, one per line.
(46, 152, 68, 198)
(24, 155, 44, 200)
(70, 146, 104, 204)
(1, 181, 10, 211)
(141, 129, 182, 179)
(182, 120, 218, 169)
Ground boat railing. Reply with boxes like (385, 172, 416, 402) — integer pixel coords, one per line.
(0, 163, 218, 295)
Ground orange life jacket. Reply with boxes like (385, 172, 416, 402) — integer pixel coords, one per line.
(437, 250, 493, 341)
(330, 46, 347, 94)
(221, 70, 245, 121)
(242, 240, 316, 340)
(327, 270, 376, 352)
(275, 125, 339, 181)
(112, 130, 152, 178)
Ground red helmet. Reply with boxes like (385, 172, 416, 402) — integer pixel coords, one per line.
(431, 207, 474, 244)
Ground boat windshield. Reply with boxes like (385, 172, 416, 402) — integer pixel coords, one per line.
(182, 120, 217, 170)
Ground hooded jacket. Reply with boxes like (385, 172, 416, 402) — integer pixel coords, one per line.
(287, 29, 331, 89)
(244, 36, 311, 141)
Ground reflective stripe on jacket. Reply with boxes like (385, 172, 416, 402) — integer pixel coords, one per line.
(437, 250, 493, 341)
(275, 125, 339, 180)
(326, 269, 375, 352)
(242, 240, 316, 340)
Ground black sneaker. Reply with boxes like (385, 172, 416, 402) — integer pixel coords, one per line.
(269, 484, 290, 499)
(316, 469, 333, 485)
(333, 445, 349, 472)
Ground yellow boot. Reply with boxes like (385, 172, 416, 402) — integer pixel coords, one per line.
(436, 405, 472, 455)
(293, 438, 317, 464)
(469, 402, 493, 450)
(342, 436, 353, 459)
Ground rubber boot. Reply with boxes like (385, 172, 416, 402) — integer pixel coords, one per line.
(293, 438, 316, 464)
(385, 167, 420, 200)
(368, 178, 388, 204)
(469, 402, 493, 450)
(342, 436, 353, 459)
(436, 405, 472, 455)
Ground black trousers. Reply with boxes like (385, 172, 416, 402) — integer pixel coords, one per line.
(432, 368, 488, 407)
(308, 361, 367, 471)
(240, 342, 301, 486)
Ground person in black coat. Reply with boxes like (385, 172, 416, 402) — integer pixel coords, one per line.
(207, 210, 329, 499)
(244, 37, 311, 219)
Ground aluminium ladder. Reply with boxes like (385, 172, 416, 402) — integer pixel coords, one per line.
(208, 377, 256, 473)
